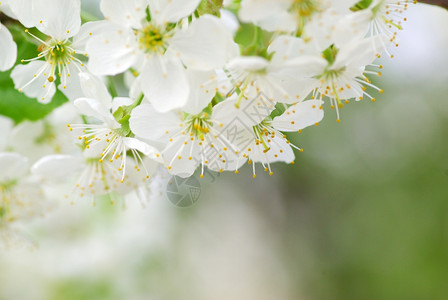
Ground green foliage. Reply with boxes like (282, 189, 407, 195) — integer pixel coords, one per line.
(0, 24, 68, 124)
(49, 278, 120, 300)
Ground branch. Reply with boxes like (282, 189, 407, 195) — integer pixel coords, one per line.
(419, 0, 448, 9)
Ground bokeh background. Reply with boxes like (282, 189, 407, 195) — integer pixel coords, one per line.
(1, 2, 448, 300)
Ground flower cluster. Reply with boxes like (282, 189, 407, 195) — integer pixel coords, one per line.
(0, 0, 415, 232)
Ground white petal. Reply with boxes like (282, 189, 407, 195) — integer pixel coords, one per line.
(31, 154, 84, 181)
(59, 64, 85, 101)
(9, 121, 46, 157)
(100, 0, 148, 28)
(333, 12, 371, 47)
(0, 0, 14, 17)
(284, 55, 328, 77)
(220, 9, 240, 36)
(86, 28, 139, 75)
(249, 135, 295, 164)
(0, 152, 28, 182)
(130, 103, 180, 142)
(267, 59, 326, 103)
(112, 97, 134, 113)
(334, 35, 389, 70)
(213, 93, 276, 129)
(33, 0, 81, 40)
(302, 10, 342, 52)
(11, 61, 56, 103)
(123, 137, 163, 163)
(0, 24, 17, 71)
(162, 136, 200, 177)
(140, 55, 189, 112)
(204, 141, 246, 173)
(226, 56, 269, 73)
(4, 0, 34, 27)
(74, 98, 118, 127)
(127, 72, 143, 100)
(0, 116, 13, 151)
(252, 11, 296, 33)
(169, 15, 239, 70)
(78, 72, 112, 109)
(47, 102, 82, 125)
(73, 20, 112, 49)
(148, 0, 200, 24)
(272, 100, 324, 131)
(268, 35, 318, 63)
(182, 70, 218, 115)
(239, 0, 293, 32)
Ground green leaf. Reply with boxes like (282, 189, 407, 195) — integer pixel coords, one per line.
(0, 89, 68, 124)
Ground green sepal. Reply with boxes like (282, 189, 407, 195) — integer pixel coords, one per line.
(350, 0, 374, 11)
(146, 6, 152, 22)
(115, 114, 132, 137)
(113, 106, 126, 121)
(211, 92, 226, 107)
(112, 93, 144, 137)
(322, 44, 339, 66)
(269, 103, 288, 119)
(235, 23, 274, 60)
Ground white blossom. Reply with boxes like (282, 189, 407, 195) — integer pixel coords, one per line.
(86, 0, 238, 112)
(10, 0, 91, 102)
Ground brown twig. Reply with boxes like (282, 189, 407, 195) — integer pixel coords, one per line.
(418, 0, 448, 9)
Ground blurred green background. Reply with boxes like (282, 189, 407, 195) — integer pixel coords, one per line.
(1, 3, 447, 300)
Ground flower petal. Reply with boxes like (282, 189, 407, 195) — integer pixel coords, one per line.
(74, 98, 118, 127)
(140, 55, 189, 112)
(162, 136, 200, 177)
(249, 135, 295, 164)
(86, 27, 139, 75)
(3, 0, 34, 27)
(0, 152, 28, 182)
(182, 70, 218, 115)
(272, 100, 324, 131)
(0, 116, 13, 151)
(33, 0, 81, 40)
(100, 0, 148, 28)
(58, 64, 85, 101)
(148, 0, 200, 24)
(169, 15, 238, 70)
(112, 97, 134, 113)
(213, 93, 276, 129)
(78, 72, 112, 109)
(31, 154, 84, 182)
(239, 0, 293, 32)
(130, 103, 181, 142)
(123, 137, 163, 163)
(0, 24, 17, 71)
(11, 61, 56, 103)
